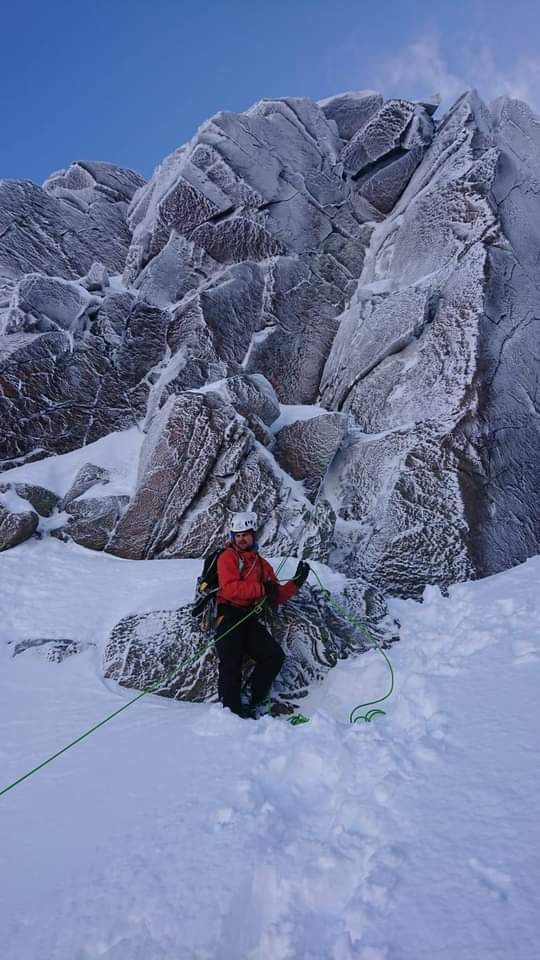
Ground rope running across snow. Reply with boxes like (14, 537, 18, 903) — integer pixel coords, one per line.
(0, 556, 395, 799)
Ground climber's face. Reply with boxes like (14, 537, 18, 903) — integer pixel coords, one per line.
(233, 530, 255, 549)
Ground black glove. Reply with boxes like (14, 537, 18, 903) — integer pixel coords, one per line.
(264, 580, 280, 602)
(293, 560, 310, 587)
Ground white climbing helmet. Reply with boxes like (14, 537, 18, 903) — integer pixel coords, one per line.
(230, 511, 258, 533)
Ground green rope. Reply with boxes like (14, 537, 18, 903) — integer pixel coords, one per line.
(0, 598, 266, 799)
(307, 567, 395, 724)
(0, 554, 395, 798)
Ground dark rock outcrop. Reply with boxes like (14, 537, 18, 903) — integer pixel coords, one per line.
(13, 483, 59, 517)
(0, 504, 38, 551)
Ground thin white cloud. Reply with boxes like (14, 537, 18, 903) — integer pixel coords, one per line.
(374, 34, 540, 113)
(375, 35, 467, 106)
(471, 45, 540, 107)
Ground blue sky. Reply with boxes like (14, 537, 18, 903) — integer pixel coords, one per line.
(3, 0, 540, 184)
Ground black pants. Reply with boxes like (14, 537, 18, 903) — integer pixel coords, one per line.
(215, 604, 285, 715)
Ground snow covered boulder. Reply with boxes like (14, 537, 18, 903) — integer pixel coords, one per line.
(0, 503, 38, 551)
(50, 462, 132, 551)
(59, 464, 111, 510)
(103, 582, 393, 711)
(51, 494, 129, 552)
(8, 483, 59, 517)
(107, 390, 312, 560)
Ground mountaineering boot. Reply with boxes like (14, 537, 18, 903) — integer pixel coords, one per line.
(237, 705, 257, 719)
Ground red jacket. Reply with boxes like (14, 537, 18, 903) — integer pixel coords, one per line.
(217, 545, 298, 608)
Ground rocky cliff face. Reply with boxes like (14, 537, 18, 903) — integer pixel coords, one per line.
(1, 89, 539, 597)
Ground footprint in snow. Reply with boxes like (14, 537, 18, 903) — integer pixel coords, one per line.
(511, 637, 539, 664)
(469, 856, 512, 900)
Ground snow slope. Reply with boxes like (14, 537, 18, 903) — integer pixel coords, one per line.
(0, 426, 144, 500)
(1, 540, 539, 959)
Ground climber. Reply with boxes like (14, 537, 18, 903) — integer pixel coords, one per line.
(215, 511, 310, 718)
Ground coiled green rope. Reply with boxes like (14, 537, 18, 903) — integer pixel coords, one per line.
(307, 567, 395, 724)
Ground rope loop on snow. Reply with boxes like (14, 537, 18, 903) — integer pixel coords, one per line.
(306, 567, 395, 725)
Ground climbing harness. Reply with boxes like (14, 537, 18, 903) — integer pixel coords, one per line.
(0, 553, 395, 799)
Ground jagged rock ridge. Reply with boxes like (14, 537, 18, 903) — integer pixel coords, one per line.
(0, 88, 539, 603)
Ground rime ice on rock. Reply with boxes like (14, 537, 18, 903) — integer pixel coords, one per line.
(1, 89, 540, 596)
(319, 90, 540, 594)
(0, 160, 144, 282)
(121, 95, 433, 402)
(107, 390, 311, 560)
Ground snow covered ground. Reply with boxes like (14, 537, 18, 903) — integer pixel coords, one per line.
(1, 539, 539, 959)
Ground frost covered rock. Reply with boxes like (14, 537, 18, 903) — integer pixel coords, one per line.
(11, 483, 59, 517)
(0, 504, 38, 551)
(299, 498, 337, 563)
(2, 87, 540, 597)
(0, 274, 99, 335)
(121, 93, 434, 403)
(50, 457, 129, 551)
(107, 390, 311, 560)
(59, 464, 111, 510)
(102, 583, 393, 710)
(10, 637, 90, 662)
(0, 480, 59, 518)
(466, 95, 540, 578)
(212, 373, 280, 425)
(122, 96, 399, 402)
(339, 98, 435, 215)
(0, 293, 171, 466)
(43, 159, 144, 205)
(274, 412, 347, 498)
(319, 90, 383, 141)
(191, 374, 281, 448)
(52, 494, 129, 551)
(318, 90, 540, 594)
(80, 262, 110, 293)
(0, 162, 143, 282)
